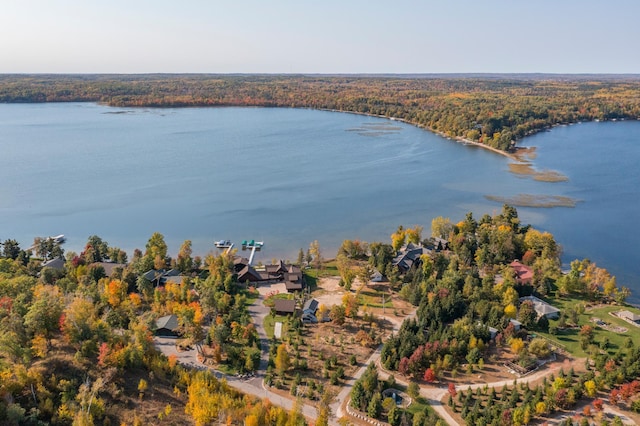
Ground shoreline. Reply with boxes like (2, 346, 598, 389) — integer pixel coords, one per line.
(319, 107, 523, 162)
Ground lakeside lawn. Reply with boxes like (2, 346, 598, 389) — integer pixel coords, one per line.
(530, 294, 640, 357)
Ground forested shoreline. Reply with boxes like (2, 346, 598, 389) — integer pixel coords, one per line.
(2, 74, 640, 151)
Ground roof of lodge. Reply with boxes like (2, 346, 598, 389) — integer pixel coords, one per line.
(156, 314, 179, 331)
(285, 281, 303, 291)
(238, 265, 264, 281)
(274, 299, 296, 313)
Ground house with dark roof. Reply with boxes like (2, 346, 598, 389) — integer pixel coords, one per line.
(509, 319, 522, 331)
(265, 260, 288, 278)
(238, 265, 265, 283)
(142, 269, 165, 286)
(284, 265, 304, 292)
(510, 260, 534, 285)
(155, 314, 180, 337)
(41, 257, 66, 271)
(233, 257, 250, 273)
(92, 262, 127, 278)
(142, 269, 190, 287)
(422, 237, 449, 252)
(393, 243, 432, 273)
(273, 299, 296, 315)
(303, 299, 319, 315)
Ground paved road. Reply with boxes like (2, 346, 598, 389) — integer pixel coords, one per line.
(154, 284, 334, 425)
(155, 295, 582, 426)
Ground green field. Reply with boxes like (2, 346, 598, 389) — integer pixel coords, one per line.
(263, 314, 292, 339)
(531, 295, 640, 357)
(359, 289, 394, 309)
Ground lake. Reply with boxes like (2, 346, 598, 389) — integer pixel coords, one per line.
(0, 104, 638, 300)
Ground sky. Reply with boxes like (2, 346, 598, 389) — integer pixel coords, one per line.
(1, 0, 639, 74)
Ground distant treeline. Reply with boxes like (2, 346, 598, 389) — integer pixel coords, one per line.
(2, 74, 640, 151)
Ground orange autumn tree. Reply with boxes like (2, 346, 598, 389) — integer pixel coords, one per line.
(105, 279, 127, 308)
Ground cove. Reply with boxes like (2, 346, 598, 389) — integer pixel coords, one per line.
(0, 103, 638, 301)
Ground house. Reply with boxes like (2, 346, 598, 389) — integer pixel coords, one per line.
(235, 259, 304, 290)
(488, 327, 498, 340)
(285, 281, 303, 292)
(142, 269, 166, 286)
(370, 270, 386, 282)
(432, 237, 450, 251)
(509, 260, 534, 285)
(142, 269, 190, 287)
(41, 257, 65, 271)
(618, 310, 640, 323)
(233, 257, 250, 273)
(393, 243, 432, 273)
(155, 314, 180, 337)
(303, 299, 319, 315)
(302, 312, 318, 324)
(284, 266, 304, 292)
(237, 265, 265, 283)
(265, 260, 288, 278)
(519, 296, 561, 320)
(509, 319, 522, 331)
(92, 262, 127, 278)
(273, 299, 296, 315)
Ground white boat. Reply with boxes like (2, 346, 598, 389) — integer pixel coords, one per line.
(215, 239, 232, 248)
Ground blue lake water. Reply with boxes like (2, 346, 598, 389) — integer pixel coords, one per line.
(0, 104, 638, 301)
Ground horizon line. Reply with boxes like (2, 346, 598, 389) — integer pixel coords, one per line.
(2, 72, 640, 78)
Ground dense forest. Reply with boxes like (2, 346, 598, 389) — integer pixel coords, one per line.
(2, 74, 640, 150)
(0, 234, 305, 425)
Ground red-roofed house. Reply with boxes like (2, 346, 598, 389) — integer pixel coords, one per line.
(509, 260, 534, 285)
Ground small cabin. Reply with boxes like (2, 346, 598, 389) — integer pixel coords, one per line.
(273, 299, 296, 315)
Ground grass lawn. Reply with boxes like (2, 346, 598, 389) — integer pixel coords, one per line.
(214, 363, 237, 375)
(405, 396, 439, 418)
(263, 292, 293, 307)
(263, 314, 291, 339)
(359, 289, 394, 309)
(241, 287, 260, 305)
(531, 296, 640, 357)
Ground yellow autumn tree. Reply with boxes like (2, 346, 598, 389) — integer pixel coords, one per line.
(245, 415, 259, 426)
(390, 226, 406, 251)
(584, 380, 597, 397)
(275, 344, 290, 377)
(405, 225, 423, 245)
(504, 303, 517, 319)
(342, 294, 359, 318)
(509, 337, 525, 354)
